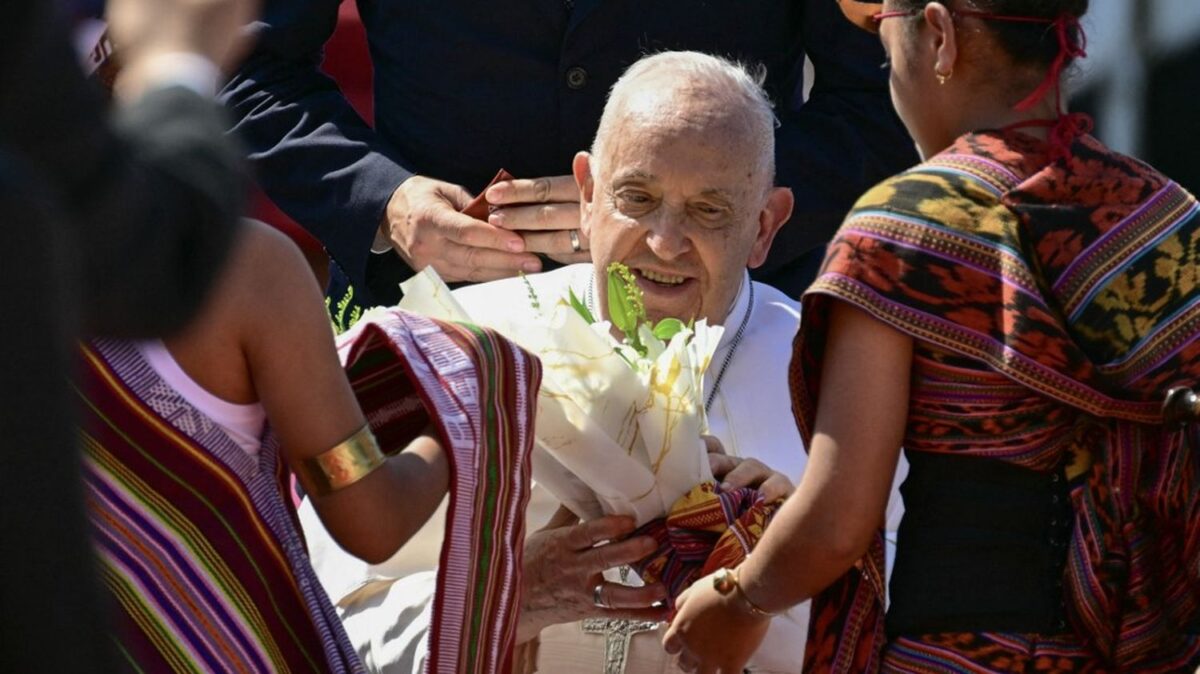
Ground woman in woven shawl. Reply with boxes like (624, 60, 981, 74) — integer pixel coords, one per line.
(77, 220, 539, 673)
(662, 1, 1200, 671)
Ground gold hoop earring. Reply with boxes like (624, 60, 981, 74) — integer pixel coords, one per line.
(935, 67, 952, 85)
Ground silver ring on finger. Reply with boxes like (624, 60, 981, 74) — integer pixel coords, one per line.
(569, 229, 583, 253)
(593, 583, 607, 609)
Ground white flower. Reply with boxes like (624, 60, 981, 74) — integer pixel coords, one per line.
(399, 268, 722, 525)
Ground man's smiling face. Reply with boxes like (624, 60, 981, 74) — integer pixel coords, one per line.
(577, 86, 788, 326)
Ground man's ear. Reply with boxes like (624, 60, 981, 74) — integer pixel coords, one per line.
(747, 187, 793, 269)
(573, 152, 595, 204)
(573, 151, 596, 237)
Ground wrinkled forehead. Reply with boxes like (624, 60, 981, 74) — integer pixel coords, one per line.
(600, 98, 765, 186)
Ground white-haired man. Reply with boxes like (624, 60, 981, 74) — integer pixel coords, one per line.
(301, 51, 905, 673)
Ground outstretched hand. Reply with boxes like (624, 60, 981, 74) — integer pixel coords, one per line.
(517, 506, 668, 643)
(662, 570, 770, 673)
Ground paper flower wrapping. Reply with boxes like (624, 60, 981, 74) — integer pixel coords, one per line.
(397, 267, 722, 526)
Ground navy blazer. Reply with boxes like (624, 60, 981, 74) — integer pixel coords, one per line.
(223, 0, 916, 305)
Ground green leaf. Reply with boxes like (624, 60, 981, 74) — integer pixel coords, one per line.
(607, 266, 636, 334)
(652, 317, 685, 341)
(567, 288, 596, 324)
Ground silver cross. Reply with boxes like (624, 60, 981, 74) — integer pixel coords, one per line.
(580, 618, 662, 674)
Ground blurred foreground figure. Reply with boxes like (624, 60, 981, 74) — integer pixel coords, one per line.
(665, 1, 1200, 671)
(0, 1, 253, 671)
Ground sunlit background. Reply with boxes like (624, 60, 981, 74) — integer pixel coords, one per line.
(1075, 1, 1200, 194)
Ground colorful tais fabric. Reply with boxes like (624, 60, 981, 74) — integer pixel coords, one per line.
(79, 340, 363, 674)
(790, 130, 1200, 673)
(79, 309, 540, 674)
(336, 309, 541, 674)
(633, 481, 779, 606)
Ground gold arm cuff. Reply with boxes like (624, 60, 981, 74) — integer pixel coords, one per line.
(296, 423, 386, 498)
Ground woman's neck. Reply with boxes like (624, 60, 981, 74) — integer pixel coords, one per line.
(964, 90, 1061, 135)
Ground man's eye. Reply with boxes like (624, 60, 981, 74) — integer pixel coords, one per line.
(615, 191, 655, 213)
(693, 203, 725, 216)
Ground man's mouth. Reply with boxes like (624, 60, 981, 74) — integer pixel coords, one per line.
(636, 268, 688, 286)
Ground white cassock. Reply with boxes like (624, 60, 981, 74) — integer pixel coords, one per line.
(299, 264, 907, 674)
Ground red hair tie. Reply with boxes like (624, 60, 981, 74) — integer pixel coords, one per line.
(1012, 13, 1088, 113)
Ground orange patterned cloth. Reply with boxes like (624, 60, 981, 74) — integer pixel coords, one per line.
(632, 481, 780, 606)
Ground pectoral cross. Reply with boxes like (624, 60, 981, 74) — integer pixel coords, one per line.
(580, 618, 662, 674)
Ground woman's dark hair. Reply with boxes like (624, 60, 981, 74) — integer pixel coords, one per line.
(894, 0, 1089, 69)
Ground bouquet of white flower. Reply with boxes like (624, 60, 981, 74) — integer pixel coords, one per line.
(398, 265, 722, 526)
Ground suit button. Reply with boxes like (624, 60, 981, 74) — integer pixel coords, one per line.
(566, 66, 589, 89)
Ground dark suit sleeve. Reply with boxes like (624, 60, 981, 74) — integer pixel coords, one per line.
(0, 2, 244, 337)
(755, 0, 918, 295)
(219, 0, 414, 294)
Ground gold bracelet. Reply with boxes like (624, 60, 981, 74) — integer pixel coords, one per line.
(712, 566, 775, 618)
(296, 423, 386, 497)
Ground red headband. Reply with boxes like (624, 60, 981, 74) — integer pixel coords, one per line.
(872, 8, 1087, 113)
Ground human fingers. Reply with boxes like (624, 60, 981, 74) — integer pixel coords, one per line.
(702, 435, 726, 455)
(485, 175, 579, 206)
(540, 505, 580, 532)
(718, 458, 793, 499)
(662, 621, 683, 655)
(579, 534, 658, 571)
(758, 474, 795, 503)
(598, 582, 668, 610)
(675, 650, 700, 673)
(385, 178, 529, 274)
(518, 229, 590, 256)
(707, 454, 739, 482)
(441, 213, 530, 253)
(437, 241, 542, 282)
(563, 515, 637, 550)
(717, 457, 770, 491)
(490, 202, 581, 232)
(546, 250, 593, 266)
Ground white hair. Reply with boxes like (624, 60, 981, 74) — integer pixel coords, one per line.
(590, 51, 778, 191)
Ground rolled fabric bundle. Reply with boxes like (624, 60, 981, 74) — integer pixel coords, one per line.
(632, 481, 781, 605)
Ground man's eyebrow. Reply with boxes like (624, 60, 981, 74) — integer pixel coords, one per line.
(611, 170, 656, 184)
(696, 188, 734, 203)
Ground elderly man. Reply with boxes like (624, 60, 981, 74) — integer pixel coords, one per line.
(222, 0, 917, 317)
(300, 51, 905, 674)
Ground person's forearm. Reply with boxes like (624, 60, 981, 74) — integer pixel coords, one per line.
(221, 49, 413, 291)
(314, 433, 449, 564)
(734, 485, 879, 614)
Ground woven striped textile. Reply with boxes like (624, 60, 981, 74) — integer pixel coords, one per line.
(632, 481, 779, 605)
(78, 309, 540, 674)
(790, 130, 1200, 672)
(78, 339, 364, 673)
(335, 309, 540, 674)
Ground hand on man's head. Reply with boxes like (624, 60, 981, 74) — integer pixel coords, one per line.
(382, 176, 543, 283)
(517, 506, 667, 644)
(485, 175, 590, 265)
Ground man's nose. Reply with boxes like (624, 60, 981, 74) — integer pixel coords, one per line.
(644, 209, 691, 260)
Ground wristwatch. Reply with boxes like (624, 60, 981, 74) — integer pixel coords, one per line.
(712, 567, 775, 618)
